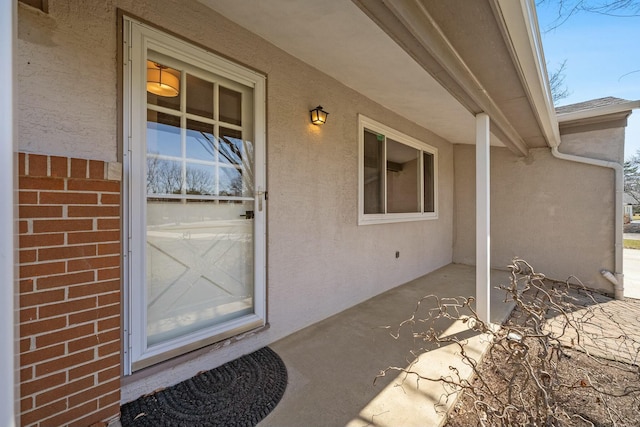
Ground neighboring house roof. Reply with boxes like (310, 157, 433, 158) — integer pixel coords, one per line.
(556, 97, 634, 115)
(556, 97, 640, 123)
(624, 192, 638, 205)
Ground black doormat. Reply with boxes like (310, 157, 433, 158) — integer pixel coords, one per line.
(120, 347, 288, 427)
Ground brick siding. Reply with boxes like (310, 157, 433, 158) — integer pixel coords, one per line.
(18, 153, 121, 427)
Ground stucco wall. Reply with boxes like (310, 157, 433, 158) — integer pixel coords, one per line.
(18, 0, 454, 401)
(453, 127, 622, 292)
(559, 126, 625, 163)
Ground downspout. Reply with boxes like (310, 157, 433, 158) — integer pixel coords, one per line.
(550, 145, 624, 299)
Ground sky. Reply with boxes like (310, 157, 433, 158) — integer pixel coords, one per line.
(535, 2, 640, 159)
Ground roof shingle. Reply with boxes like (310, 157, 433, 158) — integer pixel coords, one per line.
(555, 97, 633, 115)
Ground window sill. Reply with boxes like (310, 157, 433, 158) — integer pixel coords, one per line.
(358, 213, 438, 225)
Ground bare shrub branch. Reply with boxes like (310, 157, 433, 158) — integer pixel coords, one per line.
(379, 258, 640, 426)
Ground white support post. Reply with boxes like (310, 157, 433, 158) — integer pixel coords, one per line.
(0, 0, 17, 426)
(476, 113, 491, 324)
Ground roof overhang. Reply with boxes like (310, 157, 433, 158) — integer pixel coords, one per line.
(198, 0, 559, 156)
(557, 99, 640, 138)
(558, 99, 640, 124)
(492, 0, 561, 148)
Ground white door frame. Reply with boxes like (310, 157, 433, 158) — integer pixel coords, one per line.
(1, 0, 17, 424)
(122, 17, 267, 373)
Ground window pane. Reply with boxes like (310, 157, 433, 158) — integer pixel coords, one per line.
(221, 128, 253, 197)
(147, 110, 181, 157)
(147, 61, 181, 111)
(183, 163, 214, 196)
(386, 138, 420, 213)
(219, 127, 243, 166)
(219, 166, 243, 197)
(146, 158, 182, 195)
(423, 152, 435, 213)
(219, 86, 242, 125)
(363, 129, 383, 214)
(186, 74, 214, 119)
(186, 120, 215, 161)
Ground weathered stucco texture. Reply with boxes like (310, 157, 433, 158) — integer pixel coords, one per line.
(18, 0, 455, 401)
(559, 126, 625, 163)
(453, 131, 621, 293)
(18, 2, 119, 162)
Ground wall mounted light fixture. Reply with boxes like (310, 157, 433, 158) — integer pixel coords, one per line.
(310, 105, 328, 125)
(147, 60, 180, 97)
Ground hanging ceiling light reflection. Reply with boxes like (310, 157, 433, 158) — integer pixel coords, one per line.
(147, 60, 180, 97)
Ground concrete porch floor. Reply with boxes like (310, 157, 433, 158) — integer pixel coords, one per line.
(259, 263, 516, 427)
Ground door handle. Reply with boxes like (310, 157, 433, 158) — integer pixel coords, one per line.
(239, 210, 254, 219)
(256, 190, 267, 212)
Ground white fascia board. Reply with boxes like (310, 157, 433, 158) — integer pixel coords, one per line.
(381, 0, 529, 156)
(557, 100, 640, 123)
(493, 0, 561, 148)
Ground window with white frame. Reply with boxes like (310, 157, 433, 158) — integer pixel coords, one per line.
(358, 115, 437, 224)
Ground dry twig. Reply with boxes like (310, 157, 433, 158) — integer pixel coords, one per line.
(379, 258, 640, 426)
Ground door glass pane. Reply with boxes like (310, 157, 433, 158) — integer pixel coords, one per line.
(387, 139, 420, 213)
(146, 199, 254, 346)
(187, 74, 214, 119)
(423, 152, 435, 213)
(185, 163, 215, 196)
(147, 110, 181, 157)
(146, 158, 183, 195)
(219, 86, 242, 125)
(186, 120, 215, 161)
(221, 128, 253, 198)
(147, 61, 181, 111)
(219, 128, 242, 166)
(144, 62, 257, 349)
(219, 166, 243, 197)
(363, 129, 383, 214)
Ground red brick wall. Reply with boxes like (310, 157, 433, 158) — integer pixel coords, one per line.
(18, 153, 121, 426)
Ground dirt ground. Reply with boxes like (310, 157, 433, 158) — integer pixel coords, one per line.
(445, 344, 640, 426)
(444, 295, 640, 427)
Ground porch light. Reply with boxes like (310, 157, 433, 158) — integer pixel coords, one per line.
(310, 105, 328, 125)
(147, 61, 180, 97)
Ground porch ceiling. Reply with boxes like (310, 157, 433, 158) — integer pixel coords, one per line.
(198, 0, 557, 155)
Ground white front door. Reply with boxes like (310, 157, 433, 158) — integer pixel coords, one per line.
(123, 18, 266, 372)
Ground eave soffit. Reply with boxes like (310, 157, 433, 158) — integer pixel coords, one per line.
(354, 0, 559, 155)
(199, 0, 556, 156)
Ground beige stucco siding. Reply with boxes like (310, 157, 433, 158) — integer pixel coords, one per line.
(453, 142, 618, 293)
(18, 3, 118, 161)
(18, 0, 454, 399)
(559, 126, 625, 162)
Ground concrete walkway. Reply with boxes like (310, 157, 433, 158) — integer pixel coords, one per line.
(624, 224, 640, 298)
(624, 248, 640, 299)
(259, 264, 515, 427)
(546, 296, 640, 366)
